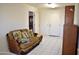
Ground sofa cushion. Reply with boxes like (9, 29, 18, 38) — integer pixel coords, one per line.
(27, 30, 34, 38)
(20, 41, 32, 49)
(19, 38, 29, 44)
(20, 37, 39, 49)
(30, 37, 39, 44)
(13, 31, 29, 44)
(21, 30, 29, 38)
(13, 31, 22, 40)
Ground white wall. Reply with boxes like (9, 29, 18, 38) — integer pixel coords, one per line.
(74, 4, 79, 26)
(74, 4, 79, 48)
(0, 4, 39, 52)
(39, 7, 65, 37)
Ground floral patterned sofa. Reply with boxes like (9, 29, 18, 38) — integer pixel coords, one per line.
(6, 29, 43, 55)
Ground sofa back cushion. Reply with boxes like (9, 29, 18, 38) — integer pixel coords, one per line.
(22, 29, 34, 38)
(27, 30, 34, 38)
(21, 30, 29, 38)
(13, 30, 29, 44)
(13, 31, 22, 41)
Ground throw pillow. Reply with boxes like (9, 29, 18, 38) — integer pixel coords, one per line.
(19, 38, 29, 44)
(27, 30, 34, 38)
(13, 30, 29, 44)
(21, 31, 29, 38)
(13, 31, 22, 40)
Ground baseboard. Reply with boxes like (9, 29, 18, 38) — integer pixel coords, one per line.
(0, 52, 14, 55)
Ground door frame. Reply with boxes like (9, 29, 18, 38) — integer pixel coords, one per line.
(28, 11, 35, 32)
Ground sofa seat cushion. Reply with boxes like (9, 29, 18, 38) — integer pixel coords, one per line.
(19, 37, 39, 49)
(20, 41, 33, 49)
(21, 39, 40, 52)
(30, 37, 40, 44)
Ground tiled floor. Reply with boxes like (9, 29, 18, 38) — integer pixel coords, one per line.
(0, 35, 63, 55)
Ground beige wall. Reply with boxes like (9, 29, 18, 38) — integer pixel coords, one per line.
(0, 4, 39, 52)
(74, 4, 79, 26)
(39, 7, 65, 37)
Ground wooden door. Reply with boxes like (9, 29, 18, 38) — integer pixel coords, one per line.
(62, 25, 78, 55)
(62, 6, 78, 55)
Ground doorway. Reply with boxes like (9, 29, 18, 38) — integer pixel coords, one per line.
(29, 11, 35, 32)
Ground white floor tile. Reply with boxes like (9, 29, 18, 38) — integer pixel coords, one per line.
(28, 35, 63, 55)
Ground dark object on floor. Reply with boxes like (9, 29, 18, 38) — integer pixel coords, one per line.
(48, 35, 60, 37)
(6, 29, 43, 55)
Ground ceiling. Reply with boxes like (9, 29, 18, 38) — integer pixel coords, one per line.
(27, 3, 76, 8)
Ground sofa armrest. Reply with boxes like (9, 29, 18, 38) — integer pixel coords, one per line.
(34, 33, 43, 40)
(6, 33, 21, 54)
(37, 35, 43, 40)
(34, 33, 43, 38)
